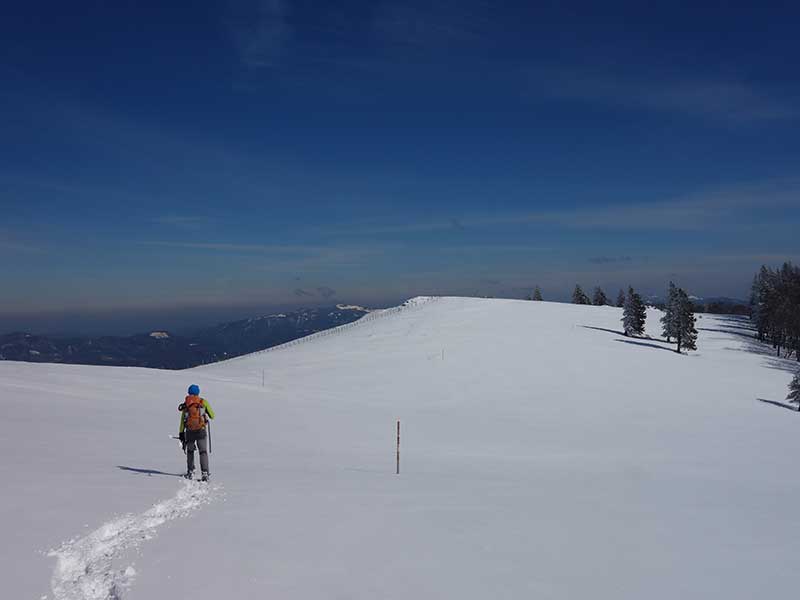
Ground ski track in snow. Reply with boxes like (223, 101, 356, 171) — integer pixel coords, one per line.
(48, 481, 217, 600)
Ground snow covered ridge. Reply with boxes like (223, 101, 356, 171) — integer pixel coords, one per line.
(208, 296, 441, 362)
(148, 331, 170, 339)
(401, 296, 437, 307)
(5, 297, 800, 599)
(48, 482, 217, 600)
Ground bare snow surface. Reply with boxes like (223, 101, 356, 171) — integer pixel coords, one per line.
(1, 297, 799, 599)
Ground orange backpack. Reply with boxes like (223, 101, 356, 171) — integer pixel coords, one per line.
(181, 395, 206, 431)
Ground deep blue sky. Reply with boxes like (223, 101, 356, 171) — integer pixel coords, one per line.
(2, 1, 799, 333)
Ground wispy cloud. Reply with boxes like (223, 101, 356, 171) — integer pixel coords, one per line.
(0, 239, 42, 253)
(0, 228, 44, 254)
(292, 286, 336, 299)
(372, 1, 488, 49)
(151, 216, 211, 230)
(700, 253, 800, 265)
(533, 68, 799, 122)
(589, 256, 633, 264)
(533, 178, 800, 230)
(142, 241, 287, 252)
(138, 240, 386, 272)
(309, 178, 800, 236)
(328, 218, 469, 236)
(229, 0, 292, 68)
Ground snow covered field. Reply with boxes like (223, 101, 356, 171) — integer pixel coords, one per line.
(2, 297, 799, 599)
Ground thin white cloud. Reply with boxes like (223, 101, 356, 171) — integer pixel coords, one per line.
(0, 229, 43, 254)
(151, 216, 211, 229)
(310, 178, 800, 236)
(532, 68, 799, 122)
(229, 0, 292, 68)
(372, 1, 487, 48)
(0, 239, 42, 253)
(138, 240, 387, 271)
(141, 241, 322, 253)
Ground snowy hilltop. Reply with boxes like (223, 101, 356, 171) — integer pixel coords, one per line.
(1, 296, 798, 600)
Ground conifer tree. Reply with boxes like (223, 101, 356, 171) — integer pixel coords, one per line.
(660, 281, 679, 343)
(592, 287, 608, 306)
(572, 284, 590, 305)
(532, 286, 543, 301)
(616, 289, 625, 308)
(622, 286, 646, 336)
(673, 287, 698, 352)
(787, 372, 800, 408)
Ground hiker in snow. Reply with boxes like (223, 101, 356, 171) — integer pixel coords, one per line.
(178, 384, 215, 481)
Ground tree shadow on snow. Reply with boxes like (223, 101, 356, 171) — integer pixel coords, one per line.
(719, 332, 799, 374)
(713, 315, 756, 331)
(757, 398, 799, 413)
(614, 339, 677, 353)
(581, 325, 673, 348)
(698, 327, 758, 340)
(117, 466, 184, 477)
(581, 325, 627, 336)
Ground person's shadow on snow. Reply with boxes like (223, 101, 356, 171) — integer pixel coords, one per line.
(117, 466, 184, 477)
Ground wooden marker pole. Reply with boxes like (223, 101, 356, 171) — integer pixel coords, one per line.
(396, 420, 400, 475)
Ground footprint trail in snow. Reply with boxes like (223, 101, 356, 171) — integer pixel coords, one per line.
(48, 481, 217, 600)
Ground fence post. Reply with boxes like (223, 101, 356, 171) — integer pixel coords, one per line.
(396, 420, 400, 475)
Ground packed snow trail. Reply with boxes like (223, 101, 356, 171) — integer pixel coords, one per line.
(48, 481, 216, 600)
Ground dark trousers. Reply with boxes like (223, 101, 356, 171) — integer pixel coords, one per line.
(185, 429, 209, 474)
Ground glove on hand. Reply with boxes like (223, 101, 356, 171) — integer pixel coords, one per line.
(179, 432, 185, 443)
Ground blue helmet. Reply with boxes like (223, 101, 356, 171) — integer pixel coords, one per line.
(188, 384, 200, 396)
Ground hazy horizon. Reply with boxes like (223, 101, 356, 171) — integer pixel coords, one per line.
(0, 283, 755, 337)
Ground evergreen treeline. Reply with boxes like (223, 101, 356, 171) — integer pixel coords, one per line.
(570, 285, 613, 306)
(750, 262, 800, 360)
(556, 281, 700, 353)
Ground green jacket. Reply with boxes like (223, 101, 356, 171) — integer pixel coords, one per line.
(179, 397, 215, 433)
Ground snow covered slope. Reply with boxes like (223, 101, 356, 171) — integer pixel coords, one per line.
(2, 297, 798, 599)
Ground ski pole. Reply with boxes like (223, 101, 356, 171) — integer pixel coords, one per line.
(207, 419, 212, 454)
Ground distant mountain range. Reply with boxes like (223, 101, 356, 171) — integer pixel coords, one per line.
(643, 295, 751, 315)
(644, 294, 748, 305)
(0, 305, 370, 369)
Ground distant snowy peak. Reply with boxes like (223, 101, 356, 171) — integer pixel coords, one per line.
(645, 294, 748, 306)
(149, 331, 170, 339)
(335, 304, 370, 312)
